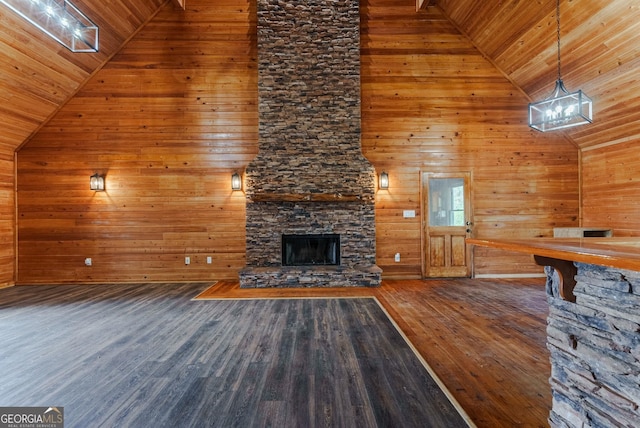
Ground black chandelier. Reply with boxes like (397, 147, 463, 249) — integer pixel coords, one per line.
(528, 0, 592, 132)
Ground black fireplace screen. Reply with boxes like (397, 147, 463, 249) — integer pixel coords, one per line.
(282, 234, 340, 266)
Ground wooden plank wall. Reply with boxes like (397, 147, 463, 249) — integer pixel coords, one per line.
(16, 0, 579, 284)
(0, 0, 169, 286)
(0, 148, 14, 287)
(582, 142, 640, 237)
(16, 0, 258, 283)
(361, 1, 579, 277)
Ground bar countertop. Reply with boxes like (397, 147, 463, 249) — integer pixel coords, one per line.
(467, 237, 640, 272)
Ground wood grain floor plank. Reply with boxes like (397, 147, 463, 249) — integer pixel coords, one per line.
(197, 278, 550, 427)
(0, 283, 469, 427)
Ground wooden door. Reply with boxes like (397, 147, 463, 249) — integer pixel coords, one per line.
(422, 172, 472, 277)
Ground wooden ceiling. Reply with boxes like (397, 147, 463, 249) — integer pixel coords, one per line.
(0, 0, 167, 152)
(435, 0, 640, 151)
(1, 0, 639, 152)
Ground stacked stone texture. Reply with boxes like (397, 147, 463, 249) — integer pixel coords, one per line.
(240, 0, 380, 287)
(545, 263, 640, 426)
(249, 0, 373, 196)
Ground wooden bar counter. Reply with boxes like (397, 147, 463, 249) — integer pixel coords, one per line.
(467, 237, 640, 272)
(467, 237, 640, 427)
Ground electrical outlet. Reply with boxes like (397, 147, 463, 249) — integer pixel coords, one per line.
(206, 256, 212, 264)
(85, 258, 92, 266)
(394, 253, 400, 262)
(185, 256, 190, 265)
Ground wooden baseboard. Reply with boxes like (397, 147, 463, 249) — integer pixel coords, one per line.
(473, 273, 546, 279)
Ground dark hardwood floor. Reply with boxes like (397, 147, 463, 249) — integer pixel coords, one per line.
(0, 278, 550, 427)
(200, 278, 551, 427)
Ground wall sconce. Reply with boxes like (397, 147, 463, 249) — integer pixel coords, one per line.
(0, 0, 99, 52)
(379, 171, 389, 190)
(90, 173, 105, 191)
(231, 172, 242, 191)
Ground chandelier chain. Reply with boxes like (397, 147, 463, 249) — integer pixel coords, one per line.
(556, 0, 562, 81)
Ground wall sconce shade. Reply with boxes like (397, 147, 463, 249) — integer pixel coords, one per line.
(0, 0, 99, 52)
(90, 173, 104, 191)
(379, 171, 389, 190)
(231, 172, 242, 191)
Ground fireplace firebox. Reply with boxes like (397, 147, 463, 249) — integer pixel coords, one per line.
(282, 234, 340, 266)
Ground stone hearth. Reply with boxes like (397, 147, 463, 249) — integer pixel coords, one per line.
(239, 0, 381, 288)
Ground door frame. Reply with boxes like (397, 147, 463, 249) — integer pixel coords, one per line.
(420, 171, 474, 278)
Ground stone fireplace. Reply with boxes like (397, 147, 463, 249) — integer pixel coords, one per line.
(238, 0, 381, 288)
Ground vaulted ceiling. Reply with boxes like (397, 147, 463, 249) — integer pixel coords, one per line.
(0, 0, 167, 152)
(1, 0, 639, 152)
(436, 0, 640, 151)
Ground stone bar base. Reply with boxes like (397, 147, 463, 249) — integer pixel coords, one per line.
(239, 265, 382, 288)
(545, 263, 640, 427)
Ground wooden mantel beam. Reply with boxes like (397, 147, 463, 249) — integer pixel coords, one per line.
(250, 192, 373, 203)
